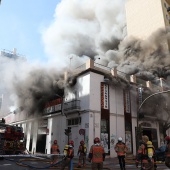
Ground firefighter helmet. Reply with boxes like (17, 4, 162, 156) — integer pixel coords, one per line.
(80, 140, 84, 145)
(69, 140, 74, 146)
(142, 135, 149, 143)
(54, 140, 57, 144)
(94, 137, 100, 144)
(165, 136, 170, 141)
(118, 137, 123, 142)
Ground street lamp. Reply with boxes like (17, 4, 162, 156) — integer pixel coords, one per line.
(136, 89, 170, 152)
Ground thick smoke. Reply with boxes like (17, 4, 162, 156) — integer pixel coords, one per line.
(41, 0, 170, 124)
(42, 0, 126, 67)
(43, 0, 170, 83)
(1, 0, 170, 120)
(0, 53, 77, 117)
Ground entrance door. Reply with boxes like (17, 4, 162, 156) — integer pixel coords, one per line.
(143, 128, 158, 149)
(36, 134, 46, 153)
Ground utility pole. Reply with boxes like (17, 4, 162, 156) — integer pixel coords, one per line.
(69, 56, 73, 70)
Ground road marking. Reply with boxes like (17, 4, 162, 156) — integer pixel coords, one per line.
(0, 164, 11, 166)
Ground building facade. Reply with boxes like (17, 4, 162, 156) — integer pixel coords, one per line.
(125, 0, 170, 39)
(4, 59, 169, 157)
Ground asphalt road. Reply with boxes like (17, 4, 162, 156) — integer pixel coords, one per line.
(0, 156, 169, 170)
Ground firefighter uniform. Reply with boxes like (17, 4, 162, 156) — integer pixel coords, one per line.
(77, 140, 87, 168)
(51, 140, 60, 165)
(136, 135, 156, 170)
(88, 137, 105, 170)
(114, 137, 128, 170)
(165, 136, 170, 168)
(61, 140, 74, 170)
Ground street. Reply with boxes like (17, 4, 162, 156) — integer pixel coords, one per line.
(0, 156, 169, 170)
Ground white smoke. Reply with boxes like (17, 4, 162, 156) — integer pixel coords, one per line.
(42, 0, 127, 68)
(1, 0, 170, 118)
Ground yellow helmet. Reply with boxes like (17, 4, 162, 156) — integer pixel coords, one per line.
(147, 141, 152, 145)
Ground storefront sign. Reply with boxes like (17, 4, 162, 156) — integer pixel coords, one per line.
(38, 127, 48, 135)
(101, 83, 109, 110)
(124, 90, 131, 113)
(138, 88, 143, 106)
(44, 104, 61, 114)
(43, 98, 62, 114)
(38, 119, 48, 127)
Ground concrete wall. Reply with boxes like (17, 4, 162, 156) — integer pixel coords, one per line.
(126, 0, 165, 39)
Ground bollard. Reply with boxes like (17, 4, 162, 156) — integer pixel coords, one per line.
(70, 159, 73, 170)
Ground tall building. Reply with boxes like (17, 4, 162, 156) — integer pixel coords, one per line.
(125, 0, 170, 39)
(0, 48, 26, 117)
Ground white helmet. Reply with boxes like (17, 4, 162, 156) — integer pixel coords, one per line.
(118, 137, 122, 141)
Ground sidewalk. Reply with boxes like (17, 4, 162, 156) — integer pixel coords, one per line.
(73, 155, 134, 166)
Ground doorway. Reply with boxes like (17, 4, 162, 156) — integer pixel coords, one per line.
(142, 128, 158, 149)
(36, 134, 46, 153)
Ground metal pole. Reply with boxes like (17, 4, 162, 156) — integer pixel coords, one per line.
(68, 134, 69, 144)
(69, 56, 73, 69)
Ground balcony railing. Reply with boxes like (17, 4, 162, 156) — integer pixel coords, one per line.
(63, 100, 81, 113)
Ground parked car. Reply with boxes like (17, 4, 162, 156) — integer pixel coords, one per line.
(155, 145, 166, 162)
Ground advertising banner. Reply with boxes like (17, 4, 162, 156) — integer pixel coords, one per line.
(101, 83, 109, 110)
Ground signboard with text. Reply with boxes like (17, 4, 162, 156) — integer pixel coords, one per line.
(101, 83, 109, 110)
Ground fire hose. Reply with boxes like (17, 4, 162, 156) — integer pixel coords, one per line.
(0, 153, 65, 169)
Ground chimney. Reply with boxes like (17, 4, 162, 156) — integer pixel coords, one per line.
(111, 68, 117, 77)
(64, 71, 68, 81)
(130, 75, 136, 83)
(86, 59, 94, 69)
(146, 81, 152, 88)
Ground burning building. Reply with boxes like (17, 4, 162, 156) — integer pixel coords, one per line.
(1, 0, 170, 157)
(3, 58, 170, 157)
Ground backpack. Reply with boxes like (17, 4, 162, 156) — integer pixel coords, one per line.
(63, 144, 74, 159)
(146, 141, 154, 159)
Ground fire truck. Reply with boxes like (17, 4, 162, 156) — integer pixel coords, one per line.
(0, 119, 26, 155)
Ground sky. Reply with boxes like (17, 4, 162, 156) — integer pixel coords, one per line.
(0, 0, 128, 68)
(0, 0, 170, 117)
(0, 0, 61, 64)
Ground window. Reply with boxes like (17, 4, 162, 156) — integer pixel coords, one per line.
(67, 117, 81, 126)
(164, 2, 166, 8)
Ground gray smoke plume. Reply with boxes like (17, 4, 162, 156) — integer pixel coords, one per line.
(43, 0, 170, 83)
(1, 0, 170, 119)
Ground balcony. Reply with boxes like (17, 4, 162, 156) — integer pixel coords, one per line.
(63, 100, 81, 114)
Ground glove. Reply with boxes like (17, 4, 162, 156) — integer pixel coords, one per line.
(136, 162, 139, 168)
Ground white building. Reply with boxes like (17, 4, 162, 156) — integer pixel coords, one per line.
(5, 59, 167, 157)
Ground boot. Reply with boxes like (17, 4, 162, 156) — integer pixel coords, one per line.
(77, 165, 81, 168)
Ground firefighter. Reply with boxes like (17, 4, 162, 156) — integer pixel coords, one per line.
(136, 135, 157, 170)
(61, 140, 74, 170)
(51, 139, 60, 165)
(114, 137, 128, 170)
(88, 137, 105, 170)
(165, 136, 170, 168)
(77, 140, 87, 168)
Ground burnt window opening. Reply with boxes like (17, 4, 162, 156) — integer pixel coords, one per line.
(67, 117, 81, 126)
